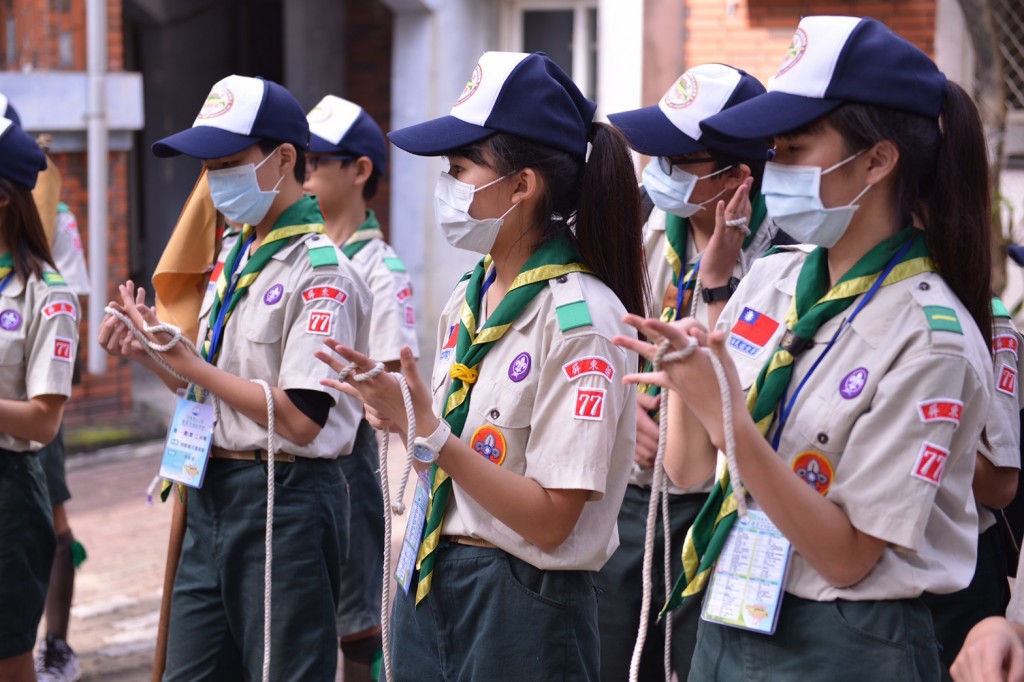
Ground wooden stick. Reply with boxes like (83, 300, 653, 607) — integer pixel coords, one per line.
(152, 488, 188, 682)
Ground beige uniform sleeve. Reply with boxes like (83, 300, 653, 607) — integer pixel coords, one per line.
(51, 209, 91, 296)
(25, 284, 79, 399)
(362, 248, 420, 363)
(983, 317, 1023, 469)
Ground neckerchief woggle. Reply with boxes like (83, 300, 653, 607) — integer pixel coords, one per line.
(662, 227, 935, 615)
(340, 209, 385, 260)
(641, 194, 767, 405)
(0, 252, 13, 295)
(413, 233, 592, 606)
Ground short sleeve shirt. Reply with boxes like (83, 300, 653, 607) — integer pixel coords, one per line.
(715, 247, 990, 600)
(196, 201, 369, 459)
(0, 267, 79, 452)
(633, 207, 778, 492)
(344, 234, 419, 363)
(429, 272, 636, 570)
(51, 204, 91, 296)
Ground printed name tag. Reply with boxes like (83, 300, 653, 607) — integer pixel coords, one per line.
(702, 508, 792, 635)
(159, 394, 215, 489)
(395, 470, 432, 595)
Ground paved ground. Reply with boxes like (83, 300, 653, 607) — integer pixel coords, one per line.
(51, 368, 415, 681)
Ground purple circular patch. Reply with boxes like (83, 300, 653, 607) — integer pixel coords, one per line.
(0, 309, 21, 331)
(508, 352, 532, 382)
(839, 367, 868, 399)
(263, 283, 284, 305)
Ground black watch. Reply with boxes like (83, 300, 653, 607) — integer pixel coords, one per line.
(701, 277, 740, 303)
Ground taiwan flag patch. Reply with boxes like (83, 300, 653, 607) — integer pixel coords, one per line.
(728, 307, 780, 358)
(439, 324, 458, 361)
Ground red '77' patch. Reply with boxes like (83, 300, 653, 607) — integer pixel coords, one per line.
(574, 388, 605, 421)
(998, 364, 1018, 397)
(911, 442, 948, 486)
(53, 337, 73, 362)
(306, 311, 334, 336)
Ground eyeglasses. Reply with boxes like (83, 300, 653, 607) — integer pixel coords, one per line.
(308, 155, 356, 171)
(657, 155, 715, 176)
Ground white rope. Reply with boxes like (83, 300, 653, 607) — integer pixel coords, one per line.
(628, 335, 745, 682)
(335, 361, 418, 682)
(251, 379, 275, 682)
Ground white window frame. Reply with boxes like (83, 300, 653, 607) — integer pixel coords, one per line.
(500, 0, 599, 100)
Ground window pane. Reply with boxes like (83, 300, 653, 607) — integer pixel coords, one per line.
(587, 7, 598, 101)
(523, 10, 574, 78)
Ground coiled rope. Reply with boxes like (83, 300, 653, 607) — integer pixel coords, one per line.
(628, 334, 745, 682)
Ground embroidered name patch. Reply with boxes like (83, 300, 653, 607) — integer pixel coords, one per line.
(42, 302, 77, 320)
(53, 337, 73, 362)
(306, 311, 335, 336)
(470, 424, 506, 465)
(395, 286, 413, 303)
(302, 286, 348, 306)
(917, 399, 963, 428)
(911, 442, 949, 486)
(791, 452, 833, 496)
(998, 364, 1018, 397)
(562, 356, 615, 382)
(404, 306, 416, 328)
(728, 307, 779, 358)
(574, 388, 606, 421)
(994, 334, 1019, 358)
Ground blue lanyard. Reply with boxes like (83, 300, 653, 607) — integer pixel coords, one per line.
(206, 231, 256, 362)
(480, 267, 497, 299)
(769, 237, 916, 450)
(674, 257, 701, 320)
(0, 272, 12, 296)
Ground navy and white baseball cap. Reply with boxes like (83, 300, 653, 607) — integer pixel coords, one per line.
(608, 64, 767, 160)
(0, 93, 21, 127)
(153, 75, 309, 159)
(389, 51, 596, 159)
(307, 95, 388, 174)
(0, 117, 46, 189)
(701, 16, 948, 141)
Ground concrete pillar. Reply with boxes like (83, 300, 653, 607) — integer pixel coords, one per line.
(282, 0, 348, 110)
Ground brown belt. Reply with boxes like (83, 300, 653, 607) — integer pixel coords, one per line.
(444, 535, 497, 549)
(210, 446, 296, 463)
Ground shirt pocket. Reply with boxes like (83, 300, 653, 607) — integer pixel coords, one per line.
(242, 293, 287, 345)
(0, 332, 25, 366)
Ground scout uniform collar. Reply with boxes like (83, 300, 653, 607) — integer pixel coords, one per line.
(202, 195, 325, 364)
(341, 210, 385, 259)
(665, 227, 935, 615)
(415, 233, 592, 606)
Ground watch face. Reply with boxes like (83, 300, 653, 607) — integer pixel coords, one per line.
(412, 444, 436, 464)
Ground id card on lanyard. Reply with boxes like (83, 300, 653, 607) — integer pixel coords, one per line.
(159, 388, 216, 488)
(395, 469, 432, 595)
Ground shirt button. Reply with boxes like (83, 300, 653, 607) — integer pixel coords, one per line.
(556, 275, 568, 284)
(311, 235, 320, 241)
(817, 433, 829, 445)
(918, 282, 930, 291)
(489, 409, 501, 420)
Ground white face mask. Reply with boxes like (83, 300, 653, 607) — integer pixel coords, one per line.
(762, 150, 871, 248)
(433, 171, 518, 254)
(207, 146, 285, 227)
(642, 158, 732, 218)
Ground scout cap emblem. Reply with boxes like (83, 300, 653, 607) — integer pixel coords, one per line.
(776, 27, 808, 76)
(607, 63, 766, 160)
(455, 64, 483, 106)
(307, 95, 388, 174)
(198, 83, 234, 119)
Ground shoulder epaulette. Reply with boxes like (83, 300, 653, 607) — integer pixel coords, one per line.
(992, 296, 1011, 319)
(57, 202, 70, 214)
(305, 236, 339, 269)
(922, 305, 963, 335)
(549, 272, 592, 332)
(384, 256, 407, 273)
(42, 271, 66, 286)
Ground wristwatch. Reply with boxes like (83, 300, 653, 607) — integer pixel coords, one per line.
(701, 277, 740, 303)
(412, 418, 452, 464)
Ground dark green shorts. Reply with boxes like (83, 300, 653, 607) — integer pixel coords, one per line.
(37, 425, 71, 506)
(0, 450, 56, 658)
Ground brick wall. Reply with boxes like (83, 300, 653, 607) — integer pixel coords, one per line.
(683, 0, 936, 83)
(0, 0, 133, 424)
(346, 0, 393, 238)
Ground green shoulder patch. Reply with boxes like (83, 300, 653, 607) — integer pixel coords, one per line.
(384, 256, 407, 273)
(57, 201, 71, 214)
(923, 305, 962, 334)
(992, 296, 1011, 319)
(556, 300, 592, 332)
(42, 271, 66, 286)
(308, 245, 339, 269)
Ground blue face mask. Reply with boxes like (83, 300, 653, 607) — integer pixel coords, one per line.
(207, 147, 285, 226)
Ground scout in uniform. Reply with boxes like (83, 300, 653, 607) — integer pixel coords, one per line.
(303, 94, 420, 682)
(617, 17, 995, 680)
(598, 63, 775, 681)
(98, 75, 369, 681)
(316, 52, 642, 680)
(0, 117, 80, 682)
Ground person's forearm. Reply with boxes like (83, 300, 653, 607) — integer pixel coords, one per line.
(0, 395, 65, 444)
(664, 389, 716, 488)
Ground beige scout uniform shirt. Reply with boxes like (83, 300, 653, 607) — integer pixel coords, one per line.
(344, 237, 419, 363)
(51, 205, 90, 296)
(197, 232, 370, 459)
(978, 314, 1023, 532)
(633, 206, 777, 493)
(429, 271, 636, 570)
(716, 246, 990, 600)
(0, 268, 79, 452)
